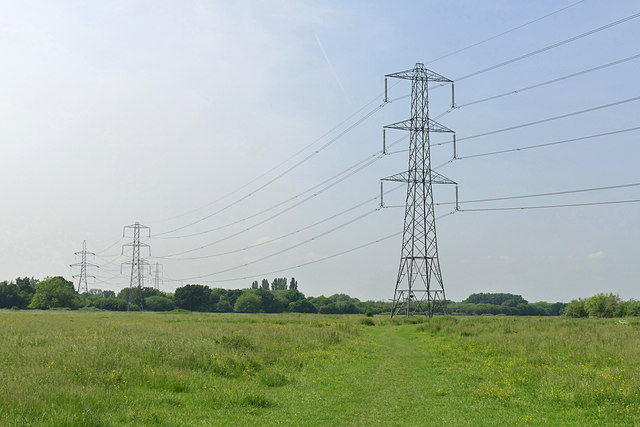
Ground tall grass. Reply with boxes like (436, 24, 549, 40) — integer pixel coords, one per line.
(0, 311, 359, 425)
(416, 316, 640, 423)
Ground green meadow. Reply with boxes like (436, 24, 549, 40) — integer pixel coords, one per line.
(0, 311, 639, 426)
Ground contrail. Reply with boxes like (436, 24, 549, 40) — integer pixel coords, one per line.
(314, 32, 349, 101)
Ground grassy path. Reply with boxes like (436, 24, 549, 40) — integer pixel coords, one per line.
(271, 319, 640, 426)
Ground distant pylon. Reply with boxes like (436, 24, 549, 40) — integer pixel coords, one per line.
(152, 262, 163, 290)
(121, 222, 151, 310)
(381, 63, 457, 318)
(70, 240, 98, 293)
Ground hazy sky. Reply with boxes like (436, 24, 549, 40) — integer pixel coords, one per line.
(1, 0, 639, 302)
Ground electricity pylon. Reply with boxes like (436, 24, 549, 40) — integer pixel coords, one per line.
(121, 222, 151, 310)
(70, 240, 98, 293)
(382, 63, 456, 318)
(152, 262, 163, 290)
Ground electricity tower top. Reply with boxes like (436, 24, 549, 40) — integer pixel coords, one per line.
(70, 240, 98, 293)
(121, 222, 151, 310)
(382, 63, 456, 318)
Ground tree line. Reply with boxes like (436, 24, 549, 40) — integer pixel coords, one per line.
(2, 277, 638, 317)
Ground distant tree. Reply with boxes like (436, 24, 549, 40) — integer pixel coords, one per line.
(210, 288, 227, 306)
(174, 284, 213, 312)
(215, 298, 233, 313)
(93, 297, 127, 311)
(584, 293, 620, 318)
(618, 299, 640, 317)
(103, 290, 116, 299)
(289, 299, 317, 313)
(464, 293, 527, 306)
(15, 277, 38, 296)
(145, 295, 175, 312)
(253, 288, 284, 313)
(281, 289, 305, 306)
(271, 278, 288, 291)
(0, 281, 27, 309)
(251, 280, 259, 289)
(261, 279, 270, 290)
(28, 276, 81, 309)
(289, 277, 298, 290)
(234, 292, 262, 313)
(225, 289, 244, 307)
(564, 299, 587, 318)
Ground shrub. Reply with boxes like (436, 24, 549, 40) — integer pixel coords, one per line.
(289, 299, 317, 313)
(234, 293, 262, 313)
(564, 299, 587, 318)
(360, 318, 375, 326)
(144, 296, 175, 312)
(28, 277, 81, 310)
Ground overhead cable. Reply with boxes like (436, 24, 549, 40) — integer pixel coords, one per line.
(153, 103, 385, 237)
(177, 211, 456, 284)
(455, 11, 640, 82)
(459, 199, 640, 212)
(426, 0, 586, 65)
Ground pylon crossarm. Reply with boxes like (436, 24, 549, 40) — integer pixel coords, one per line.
(382, 170, 456, 185)
(386, 65, 453, 83)
(383, 118, 454, 133)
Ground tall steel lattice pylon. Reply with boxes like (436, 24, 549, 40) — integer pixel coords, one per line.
(382, 63, 457, 318)
(70, 240, 98, 293)
(152, 262, 163, 290)
(121, 222, 151, 311)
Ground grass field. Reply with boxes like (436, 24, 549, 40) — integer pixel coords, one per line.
(1, 310, 639, 426)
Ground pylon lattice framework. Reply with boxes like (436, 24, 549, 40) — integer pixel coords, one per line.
(382, 63, 456, 318)
(70, 240, 98, 293)
(121, 222, 151, 311)
(152, 262, 163, 290)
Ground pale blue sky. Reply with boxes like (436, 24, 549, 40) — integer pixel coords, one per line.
(1, 0, 638, 302)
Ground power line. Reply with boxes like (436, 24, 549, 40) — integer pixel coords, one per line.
(458, 199, 640, 212)
(179, 208, 381, 281)
(190, 211, 456, 285)
(449, 183, 640, 206)
(153, 133, 408, 241)
(426, 0, 586, 65)
(152, 92, 386, 225)
(160, 155, 384, 258)
(456, 125, 640, 159)
(154, 103, 385, 237)
(382, 183, 640, 208)
(459, 95, 640, 143)
(155, 184, 405, 261)
(150, 12, 640, 241)
(95, 237, 123, 255)
(456, 53, 640, 108)
(151, 10, 632, 239)
(426, 95, 640, 149)
(455, 11, 640, 82)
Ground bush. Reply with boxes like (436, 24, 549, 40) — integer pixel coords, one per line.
(234, 293, 262, 313)
(144, 296, 175, 312)
(28, 277, 81, 310)
(289, 299, 317, 313)
(215, 299, 233, 313)
(360, 318, 375, 326)
(93, 297, 128, 311)
(365, 310, 373, 317)
(564, 299, 587, 318)
(584, 293, 620, 318)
